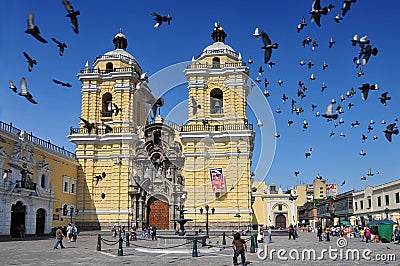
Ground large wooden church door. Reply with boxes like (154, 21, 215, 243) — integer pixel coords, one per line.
(148, 197, 170, 229)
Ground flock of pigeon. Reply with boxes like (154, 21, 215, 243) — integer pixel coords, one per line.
(250, 0, 397, 184)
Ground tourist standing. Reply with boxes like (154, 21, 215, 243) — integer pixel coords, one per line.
(317, 226, 323, 241)
(53, 227, 65, 249)
(365, 227, 371, 243)
(359, 227, 365, 242)
(288, 224, 296, 240)
(152, 225, 157, 240)
(231, 232, 246, 266)
(19, 225, 26, 238)
(268, 226, 273, 243)
(72, 224, 79, 241)
(325, 226, 330, 241)
(394, 226, 400, 244)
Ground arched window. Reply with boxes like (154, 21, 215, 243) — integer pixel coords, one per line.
(41, 174, 45, 188)
(105, 62, 113, 73)
(212, 57, 220, 68)
(210, 88, 223, 114)
(154, 131, 162, 145)
(102, 93, 113, 117)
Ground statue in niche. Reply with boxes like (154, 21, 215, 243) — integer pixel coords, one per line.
(144, 166, 151, 180)
(166, 167, 172, 180)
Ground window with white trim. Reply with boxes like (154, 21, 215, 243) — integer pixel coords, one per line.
(62, 175, 77, 194)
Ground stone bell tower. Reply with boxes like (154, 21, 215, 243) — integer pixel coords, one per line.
(69, 33, 154, 229)
(180, 24, 255, 228)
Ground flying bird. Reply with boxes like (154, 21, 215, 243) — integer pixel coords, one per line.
(253, 27, 261, 39)
(51, 37, 67, 56)
(25, 12, 47, 43)
(297, 17, 307, 33)
(9, 80, 17, 93)
(316, 173, 323, 179)
(310, 73, 316, 81)
(151, 12, 172, 28)
(358, 83, 378, 101)
(334, 13, 343, 23)
(342, 0, 357, 16)
(352, 34, 370, 48)
(94, 172, 106, 185)
(282, 94, 288, 103)
(150, 97, 165, 119)
(294, 171, 300, 177)
(379, 92, 391, 106)
(312, 39, 318, 51)
(360, 45, 378, 65)
(309, 0, 329, 27)
(62, 0, 80, 33)
(305, 152, 311, 158)
(357, 68, 364, 78)
(383, 123, 399, 142)
(268, 62, 276, 69)
(79, 117, 97, 134)
(328, 36, 335, 48)
(287, 120, 293, 127)
(302, 36, 312, 47)
(53, 79, 72, 87)
(322, 60, 328, 70)
(366, 168, 374, 177)
(341, 180, 346, 186)
(248, 57, 253, 64)
(191, 96, 201, 115)
(18, 77, 37, 104)
(261, 30, 278, 64)
(113, 103, 122, 116)
(359, 149, 366, 156)
(321, 103, 338, 120)
(23, 52, 37, 72)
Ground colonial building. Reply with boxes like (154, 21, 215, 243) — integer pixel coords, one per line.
(68, 32, 187, 230)
(180, 24, 255, 228)
(252, 182, 298, 228)
(0, 121, 78, 237)
(353, 179, 400, 226)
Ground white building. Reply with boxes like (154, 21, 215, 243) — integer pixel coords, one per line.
(353, 179, 400, 226)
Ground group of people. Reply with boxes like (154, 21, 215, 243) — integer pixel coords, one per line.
(53, 223, 79, 249)
(257, 225, 273, 243)
(140, 225, 158, 240)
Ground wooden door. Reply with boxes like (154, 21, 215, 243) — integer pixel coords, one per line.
(148, 198, 169, 229)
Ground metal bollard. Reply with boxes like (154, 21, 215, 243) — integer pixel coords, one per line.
(126, 233, 130, 247)
(192, 237, 198, 257)
(250, 234, 256, 253)
(222, 232, 226, 246)
(118, 237, 123, 256)
(97, 234, 101, 251)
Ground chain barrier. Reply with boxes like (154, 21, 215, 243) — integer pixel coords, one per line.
(100, 236, 121, 246)
(127, 239, 195, 250)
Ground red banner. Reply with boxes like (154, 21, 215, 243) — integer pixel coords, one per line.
(209, 167, 225, 192)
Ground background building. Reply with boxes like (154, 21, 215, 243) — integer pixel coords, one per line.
(0, 121, 78, 237)
(353, 179, 400, 226)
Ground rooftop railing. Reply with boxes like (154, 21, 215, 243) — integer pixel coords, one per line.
(195, 48, 239, 60)
(69, 126, 137, 135)
(186, 62, 246, 69)
(79, 66, 137, 74)
(0, 121, 76, 159)
(179, 123, 253, 132)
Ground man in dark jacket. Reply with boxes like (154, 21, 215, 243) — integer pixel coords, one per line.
(231, 232, 246, 266)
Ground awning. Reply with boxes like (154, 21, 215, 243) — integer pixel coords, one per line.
(340, 221, 351, 226)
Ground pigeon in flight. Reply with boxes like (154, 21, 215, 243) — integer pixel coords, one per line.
(294, 171, 300, 177)
(342, 0, 357, 16)
(51, 38, 67, 56)
(53, 79, 72, 87)
(366, 168, 374, 176)
(307, 61, 314, 70)
(278, 80, 283, 86)
(311, 104, 317, 111)
(361, 175, 366, 181)
(329, 36, 335, 48)
(300, 59, 306, 66)
(340, 132, 346, 137)
(310, 73, 316, 81)
(312, 39, 318, 51)
(316, 173, 323, 179)
(25, 12, 47, 43)
(113, 103, 122, 116)
(191, 96, 201, 115)
(297, 17, 307, 33)
(261, 30, 278, 64)
(360, 45, 378, 65)
(274, 132, 280, 138)
(351, 34, 370, 48)
(150, 97, 165, 119)
(309, 0, 329, 27)
(94, 172, 106, 185)
(341, 180, 346, 186)
(18, 77, 37, 104)
(383, 123, 399, 142)
(9, 80, 17, 93)
(248, 57, 253, 64)
(361, 134, 368, 143)
(379, 92, 391, 106)
(257, 119, 263, 127)
(79, 117, 97, 134)
(334, 13, 343, 23)
(359, 149, 366, 156)
(139, 72, 148, 82)
(253, 27, 261, 39)
(321, 103, 338, 120)
(357, 68, 364, 78)
(23, 52, 37, 72)
(358, 83, 378, 101)
(268, 62, 276, 69)
(62, 0, 80, 33)
(151, 13, 172, 28)
(287, 120, 293, 127)
(302, 36, 312, 47)
(282, 94, 288, 103)
(322, 60, 328, 70)
(305, 152, 312, 158)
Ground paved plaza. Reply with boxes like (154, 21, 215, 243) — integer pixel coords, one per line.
(0, 231, 398, 265)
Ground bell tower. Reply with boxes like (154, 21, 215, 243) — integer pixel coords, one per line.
(181, 24, 255, 228)
(69, 33, 154, 229)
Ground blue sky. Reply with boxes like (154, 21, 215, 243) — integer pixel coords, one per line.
(1, 0, 399, 192)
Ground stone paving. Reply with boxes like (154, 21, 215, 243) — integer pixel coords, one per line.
(0, 231, 398, 265)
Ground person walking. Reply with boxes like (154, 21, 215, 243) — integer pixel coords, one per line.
(288, 224, 296, 240)
(365, 227, 371, 243)
(72, 224, 79, 242)
(231, 232, 246, 266)
(53, 227, 65, 249)
(317, 226, 323, 241)
(268, 226, 273, 243)
(359, 227, 365, 242)
(66, 223, 73, 242)
(394, 226, 400, 244)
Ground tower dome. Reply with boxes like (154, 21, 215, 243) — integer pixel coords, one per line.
(113, 32, 128, 50)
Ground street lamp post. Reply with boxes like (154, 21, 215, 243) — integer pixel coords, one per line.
(385, 208, 389, 220)
(70, 206, 74, 224)
(199, 205, 215, 237)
